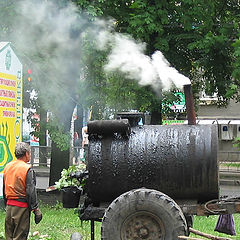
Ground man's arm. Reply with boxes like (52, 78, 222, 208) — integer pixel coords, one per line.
(26, 168, 39, 211)
(26, 168, 42, 224)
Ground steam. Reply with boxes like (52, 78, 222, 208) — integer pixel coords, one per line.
(5, 0, 190, 116)
(97, 30, 191, 92)
(8, 0, 87, 124)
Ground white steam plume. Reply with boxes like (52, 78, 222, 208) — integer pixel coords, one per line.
(7, 0, 88, 122)
(5, 0, 190, 117)
(97, 29, 191, 92)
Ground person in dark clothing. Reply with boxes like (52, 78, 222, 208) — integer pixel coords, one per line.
(3, 142, 42, 240)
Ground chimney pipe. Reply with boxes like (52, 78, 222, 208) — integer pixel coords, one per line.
(184, 84, 196, 125)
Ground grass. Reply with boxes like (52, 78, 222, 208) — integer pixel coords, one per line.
(191, 215, 240, 239)
(222, 163, 240, 169)
(0, 202, 101, 240)
(0, 203, 240, 239)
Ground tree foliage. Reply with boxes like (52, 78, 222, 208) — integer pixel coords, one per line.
(1, 0, 240, 138)
(1, 0, 83, 147)
(73, 0, 240, 107)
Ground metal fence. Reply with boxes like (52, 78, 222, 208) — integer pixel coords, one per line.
(30, 146, 51, 167)
(218, 151, 240, 162)
(218, 151, 240, 172)
(30, 146, 240, 172)
(30, 146, 83, 167)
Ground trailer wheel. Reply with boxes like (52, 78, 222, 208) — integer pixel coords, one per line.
(101, 188, 187, 240)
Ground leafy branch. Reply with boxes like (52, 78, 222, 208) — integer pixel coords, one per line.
(46, 120, 71, 151)
(233, 137, 240, 151)
(55, 164, 86, 190)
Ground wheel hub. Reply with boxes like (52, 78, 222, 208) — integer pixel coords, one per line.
(121, 211, 165, 240)
(139, 227, 148, 238)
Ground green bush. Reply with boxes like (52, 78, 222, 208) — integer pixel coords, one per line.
(54, 164, 86, 190)
(233, 137, 240, 151)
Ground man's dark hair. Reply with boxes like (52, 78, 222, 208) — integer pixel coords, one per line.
(15, 142, 31, 159)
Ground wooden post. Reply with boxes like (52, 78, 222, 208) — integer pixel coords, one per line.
(178, 237, 203, 240)
(178, 228, 232, 240)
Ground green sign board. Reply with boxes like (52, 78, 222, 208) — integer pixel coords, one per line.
(162, 120, 185, 125)
(169, 92, 186, 113)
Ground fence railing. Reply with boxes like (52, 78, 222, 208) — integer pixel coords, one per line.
(30, 147, 240, 172)
(30, 146, 83, 168)
(30, 146, 51, 167)
(218, 151, 240, 162)
(218, 151, 240, 172)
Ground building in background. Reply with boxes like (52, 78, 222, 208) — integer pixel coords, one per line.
(197, 93, 240, 161)
(160, 90, 240, 161)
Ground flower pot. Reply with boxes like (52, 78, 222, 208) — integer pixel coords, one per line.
(61, 186, 81, 208)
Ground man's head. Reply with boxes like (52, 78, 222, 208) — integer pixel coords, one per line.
(15, 142, 31, 160)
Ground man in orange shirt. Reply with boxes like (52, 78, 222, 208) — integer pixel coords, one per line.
(3, 142, 42, 240)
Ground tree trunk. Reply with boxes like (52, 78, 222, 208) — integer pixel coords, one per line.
(150, 101, 162, 125)
(49, 98, 75, 186)
(49, 141, 70, 186)
(150, 110, 162, 125)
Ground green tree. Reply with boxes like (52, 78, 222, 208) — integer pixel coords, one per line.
(72, 0, 240, 121)
(2, 0, 240, 182)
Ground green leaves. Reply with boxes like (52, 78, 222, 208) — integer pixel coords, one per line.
(46, 120, 71, 151)
(55, 164, 86, 190)
(233, 38, 240, 81)
(233, 137, 240, 151)
(225, 84, 240, 102)
(16, 0, 240, 128)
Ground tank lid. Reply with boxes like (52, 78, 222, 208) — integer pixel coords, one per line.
(117, 112, 144, 127)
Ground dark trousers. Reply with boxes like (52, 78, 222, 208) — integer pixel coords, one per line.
(5, 205, 30, 240)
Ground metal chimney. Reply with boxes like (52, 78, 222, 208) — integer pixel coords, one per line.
(183, 84, 196, 125)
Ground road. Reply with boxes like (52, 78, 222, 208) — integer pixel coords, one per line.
(36, 176, 49, 190)
(220, 184, 240, 198)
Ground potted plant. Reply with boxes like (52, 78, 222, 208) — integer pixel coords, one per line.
(55, 163, 86, 208)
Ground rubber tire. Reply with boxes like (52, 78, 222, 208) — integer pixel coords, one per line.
(101, 188, 187, 240)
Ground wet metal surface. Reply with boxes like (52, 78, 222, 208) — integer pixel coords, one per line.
(88, 119, 130, 136)
(87, 125, 219, 203)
